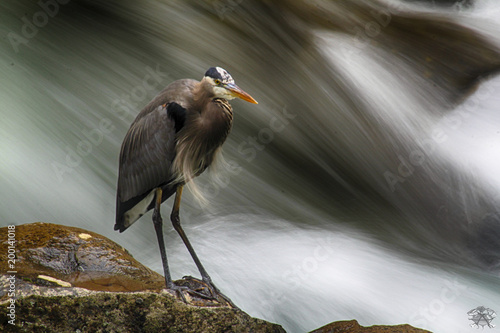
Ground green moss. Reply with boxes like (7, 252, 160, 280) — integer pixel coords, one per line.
(10, 292, 285, 333)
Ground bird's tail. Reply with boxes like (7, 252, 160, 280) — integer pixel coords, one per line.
(115, 190, 156, 232)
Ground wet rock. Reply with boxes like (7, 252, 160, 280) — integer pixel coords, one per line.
(309, 319, 431, 333)
(0, 222, 285, 332)
(0, 222, 165, 293)
(0, 222, 241, 306)
(0, 223, 427, 332)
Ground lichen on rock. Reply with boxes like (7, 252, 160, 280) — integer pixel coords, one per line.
(7, 291, 284, 333)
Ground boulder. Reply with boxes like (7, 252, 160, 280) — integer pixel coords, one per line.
(0, 222, 285, 332)
(0, 223, 430, 332)
(0, 222, 165, 293)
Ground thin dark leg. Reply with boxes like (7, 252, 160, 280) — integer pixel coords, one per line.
(170, 186, 211, 281)
(152, 187, 174, 289)
(170, 185, 236, 307)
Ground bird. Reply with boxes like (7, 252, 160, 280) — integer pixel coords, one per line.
(115, 66, 258, 304)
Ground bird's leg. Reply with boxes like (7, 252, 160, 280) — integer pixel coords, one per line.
(153, 188, 173, 288)
(153, 187, 187, 302)
(170, 185, 236, 307)
(171, 186, 210, 279)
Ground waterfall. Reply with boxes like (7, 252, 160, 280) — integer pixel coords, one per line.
(1, 0, 500, 331)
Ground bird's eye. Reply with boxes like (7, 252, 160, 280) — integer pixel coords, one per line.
(214, 79, 221, 85)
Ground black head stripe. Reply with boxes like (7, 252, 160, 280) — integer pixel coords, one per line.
(205, 67, 221, 80)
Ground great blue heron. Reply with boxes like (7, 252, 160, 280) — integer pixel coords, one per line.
(115, 67, 258, 304)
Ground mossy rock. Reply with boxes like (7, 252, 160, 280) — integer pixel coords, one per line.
(2, 291, 285, 333)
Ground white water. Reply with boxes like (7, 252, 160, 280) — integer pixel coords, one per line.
(1, 1, 500, 332)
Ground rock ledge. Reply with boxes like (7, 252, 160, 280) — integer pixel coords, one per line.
(1, 223, 430, 332)
(1, 288, 283, 332)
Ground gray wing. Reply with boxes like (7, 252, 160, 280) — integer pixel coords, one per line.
(118, 104, 177, 202)
(115, 79, 196, 231)
(118, 78, 197, 202)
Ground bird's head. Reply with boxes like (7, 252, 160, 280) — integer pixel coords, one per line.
(204, 67, 258, 104)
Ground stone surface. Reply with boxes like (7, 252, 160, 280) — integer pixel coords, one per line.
(0, 223, 430, 332)
(0, 222, 165, 293)
(0, 222, 237, 307)
(309, 319, 431, 333)
(1, 289, 285, 333)
(0, 222, 286, 332)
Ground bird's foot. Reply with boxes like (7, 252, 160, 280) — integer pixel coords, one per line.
(166, 280, 222, 306)
(167, 283, 216, 305)
(180, 275, 238, 309)
(166, 283, 190, 303)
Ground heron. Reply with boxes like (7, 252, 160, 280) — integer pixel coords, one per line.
(115, 67, 258, 304)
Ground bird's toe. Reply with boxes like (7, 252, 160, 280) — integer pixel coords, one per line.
(181, 275, 238, 308)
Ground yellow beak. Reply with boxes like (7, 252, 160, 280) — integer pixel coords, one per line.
(226, 83, 258, 104)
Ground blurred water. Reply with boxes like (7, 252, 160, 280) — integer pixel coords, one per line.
(1, 0, 500, 332)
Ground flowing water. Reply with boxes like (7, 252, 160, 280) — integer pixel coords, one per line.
(1, 0, 500, 332)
